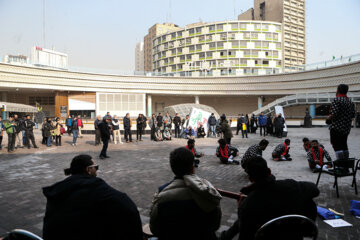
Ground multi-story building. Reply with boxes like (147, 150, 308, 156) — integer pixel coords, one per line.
(135, 42, 144, 72)
(239, 0, 306, 71)
(3, 54, 29, 65)
(143, 23, 182, 72)
(31, 46, 68, 69)
(152, 20, 282, 77)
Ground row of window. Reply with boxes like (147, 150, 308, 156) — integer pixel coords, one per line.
(29, 96, 55, 106)
(157, 68, 282, 76)
(284, 0, 304, 9)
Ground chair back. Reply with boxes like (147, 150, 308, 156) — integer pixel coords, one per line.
(333, 158, 355, 175)
(255, 215, 318, 240)
(3, 229, 43, 240)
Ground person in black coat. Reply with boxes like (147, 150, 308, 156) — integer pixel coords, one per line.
(123, 113, 132, 143)
(220, 156, 319, 240)
(99, 117, 111, 159)
(42, 155, 143, 240)
(173, 113, 181, 138)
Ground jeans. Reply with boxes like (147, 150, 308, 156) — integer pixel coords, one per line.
(174, 125, 180, 138)
(124, 128, 132, 142)
(136, 128, 142, 140)
(47, 136, 52, 147)
(210, 125, 216, 137)
(72, 130, 79, 144)
(241, 129, 248, 138)
(100, 138, 109, 157)
(16, 132, 23, 147)
(95, 129, 101, 145)
(25, 131, 36, 148)
(7, 133, 16, 151)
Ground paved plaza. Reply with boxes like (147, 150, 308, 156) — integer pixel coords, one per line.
(0, 127, 359, 240)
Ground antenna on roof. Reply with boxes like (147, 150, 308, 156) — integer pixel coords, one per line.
(169, 0, 172, 23)
(43, 0, 46, 48)
(233, 0, 236, 19)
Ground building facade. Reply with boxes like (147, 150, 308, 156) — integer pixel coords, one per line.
(3, 55, 29, 65)
(143, 23, 182, 72)
(135, 42, 144, 72)
(31, 46, 68, 69)
(152, 20, 282, 77)
(239, 0, 306, 71)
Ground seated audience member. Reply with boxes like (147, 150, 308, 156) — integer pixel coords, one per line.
(220, 156, 319, 240)
(186, 139, 204, 168)
(272, 139, 292, 161)
(241, 139, 269, 169)
(184, 126, 195, 139)
(307, 140, 332, 172)
(42, 155, 143, 240)
(216, 139, 240, 165)
(163, 126, 172, 141)
(197, 124, 206, 138)
(155, 127, 163, 142)
(303, 137, 311, 152)
(150, 147, 222, 240)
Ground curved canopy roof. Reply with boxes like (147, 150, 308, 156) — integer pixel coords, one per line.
(164, 103, 220, 119)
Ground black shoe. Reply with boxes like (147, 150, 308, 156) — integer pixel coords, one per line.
(105, 156, 110, 158)
(286, 158, 292, 161)
(233, 160, 240, 165)
(34, 146, 39, 148)
(99, 155, 105, 159)
(194, 164, 199, 168)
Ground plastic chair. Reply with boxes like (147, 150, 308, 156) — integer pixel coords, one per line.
(3, 229, 43, 240)
(353, 159, 360, 187)
(316, 158, 358, 198)
(254, 215, 318, 240)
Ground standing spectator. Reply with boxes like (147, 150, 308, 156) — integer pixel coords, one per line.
(65, 115, 72, 136)
(123, 113, 132, 143)
(327, 84, 355, 160)
(34, 111, 44, 129)
(136, 114, 144, 142)
(250, 114, 258, 133)
(112, 115, 122, 144)
(4, 115, 16, 152)
(14, 114, 24, 148)
(99, 117, 111, 159)
(94, 115, 102, 146)
(241, 139, 269, 169)
(236, 114, 242, 135)
(220, 114, 233, 145)
(43, 118, 53, 147)
(105, 111, 112, 119)
(216, 139, 239, 164)
(181, 115, 190, 137)
(208, 113, 217, 137)
(150, 147, 222, 240)
(272, 139, 292, 161)
(142, 114, 147, 137)
(173, 113, 181, 138)
(77, 115, 84, 138)
(0, 116, 3, 150)
(266, 114, 274, 136)
(149, 114, 157, 141)
(258, 112, 267, 136)
(245, 114, 250, 133)
(163, 112, 172, 129)
(156, 113, 163, 128)
(42, 155, 143, 240)
(238, 114, 248, 138)
(274, 113, 285, 138)
(24, 115, 38, 149)
(197, 124, 206, 138)
(54, 118, 63, 146)
(220, 156, 319, 240)
(41, 117, 47, 145)
(72, 116, 79, 146)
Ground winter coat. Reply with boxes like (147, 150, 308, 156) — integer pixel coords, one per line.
(258, 115, 267, 126)
(123, 117, 131, 129)
(150, 174, 222, 240)
(221, 120, 233, 139)
(42, 175, 143, 240)
(99, 121, 111, 140)
(43, 122, 53, 137)
(208, 115, 217, 126)
(173, 116, 181, 126)
(54, 122, 63, 136)
(149, 118, 157, 128)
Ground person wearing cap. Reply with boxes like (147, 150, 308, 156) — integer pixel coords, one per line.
(42, 154, 143, 240)
(216, 138, 239, 164)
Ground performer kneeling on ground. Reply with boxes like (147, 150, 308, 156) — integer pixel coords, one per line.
(307, 140, 332, 172)
(216, 139, 239, 165)
(155, 127, 163, 142)
(163, 126, 172, 141)
(197, 124, 206, 138)
(272, 139, 292, 161)
(303, 137, 311, 152)
(186, 139, 204, 168)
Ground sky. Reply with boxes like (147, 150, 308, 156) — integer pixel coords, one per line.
(0, 0, 359, 71)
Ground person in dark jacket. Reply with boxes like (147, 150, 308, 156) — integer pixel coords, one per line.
(136, 114, 144, 141)
(216, 139, 239, 164)
(14, 114, 24, 148)
(71, 116, 79, 146)
(208, 113, 217, 137)
(197, 124, 206, 138)
(266, 114, 273, 136)
(149, 114, 157, 140)
(220, 114, 233, 145)
(42, 155, 143, 240)
(257, 112, 267, 136)
(94, 115, 102, 146)
(156, 112, 163, 128)
(272, 139, 292, 161)
(65, 115, 72, 136)
(99, 117, 111, 159)
(150, 148, 222, 240)
(142, 114, 147, 135)
(274, 113, 285, 138)
(41, 117, 47, 145)
(43, 118, 53, 147)
(220, 156, 319, 240)
(238, 114, 248, 138)
(186, 139, 203, 167)
(173, 113, 181, 138)
(236, 114, 242, 135)
(24, 115, 38, 149)
(123, 113, 132, 143)
(250, 114, 258, 134)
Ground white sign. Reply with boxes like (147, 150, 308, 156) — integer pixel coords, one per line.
(324, 219, 353, 228)
(274, 105, 288, 132)
(188, 107, 211, 137)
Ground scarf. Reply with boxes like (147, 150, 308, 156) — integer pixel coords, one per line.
(219, 145, 229, 158)
(186, 145, 195, 156)
(282, 143, 288, 156)
(336, 93, 348, 98)
(311, 147, 324, 166)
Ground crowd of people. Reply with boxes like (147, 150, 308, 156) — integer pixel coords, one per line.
(0, 84, 357, 240)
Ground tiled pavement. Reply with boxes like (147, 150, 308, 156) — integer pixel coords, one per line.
(0, 128, 359, 239)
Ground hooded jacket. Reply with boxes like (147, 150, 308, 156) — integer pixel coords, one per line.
(150, 174, 222, 240)
(42, 175, 143, 240)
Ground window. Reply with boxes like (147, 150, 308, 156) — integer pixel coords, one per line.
(244, 32, 250, 39)
(252, 50, 259, 56)
(171, 33, 176, 39)
(178, 31, 183, 37)
(265, 33, 272, 39)
(231, 23, 238, 29)
(162, 35, 166, 41)
(180, 39, 185, 46)
(189, 46, 195, 51)
(240, 23, 246, 29)
(206, 52, 213, 58)
(171, 49, 176, 55)
(273, 33, 278, 40)
(29, 96, 55, 106)
(196, 44, 202, 51)
(180, 55, 185, 61)
(240, 40, 247, 47)
(164, 43, 168, 49)
(220, 33, 227, 40)
(262, 42, 269, 48)
(169, 41, 174, 48)
(209, 25, 215, 32)
(199, 53, 205, 58)
(196, 27, 202, 34)
(254, 23, 261, 29)
(206, 34, 213, 41)
(251, 32, 258, 38)
(189, 28, 195, 34)
(209, 42, 216, 49)
(232, 41, 239, 47)
(229, 33, 236, 40)
(217, 42, 224, 48)
(199, 36, 205, 42)
(186, 55, 192, 60)
(255, 41, 261, 48)
(216, 24, 223, 31)
(186, 38, 191, 44)
(263, 60, 269, 65)
(244, 50, 250, 56)
(240, 59, 247, 64)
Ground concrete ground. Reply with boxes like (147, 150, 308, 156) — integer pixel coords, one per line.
(0, 127, 359, 240)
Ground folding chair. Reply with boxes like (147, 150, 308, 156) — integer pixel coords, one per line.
(316, 158, 358, 198)
(353, 159, 360, 187)
(255, 214, 318, 240)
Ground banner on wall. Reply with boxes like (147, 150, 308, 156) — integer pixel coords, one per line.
(188, 107, 212, 137)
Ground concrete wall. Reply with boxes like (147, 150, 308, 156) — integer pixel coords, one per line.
(238, 8, 254, 20)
